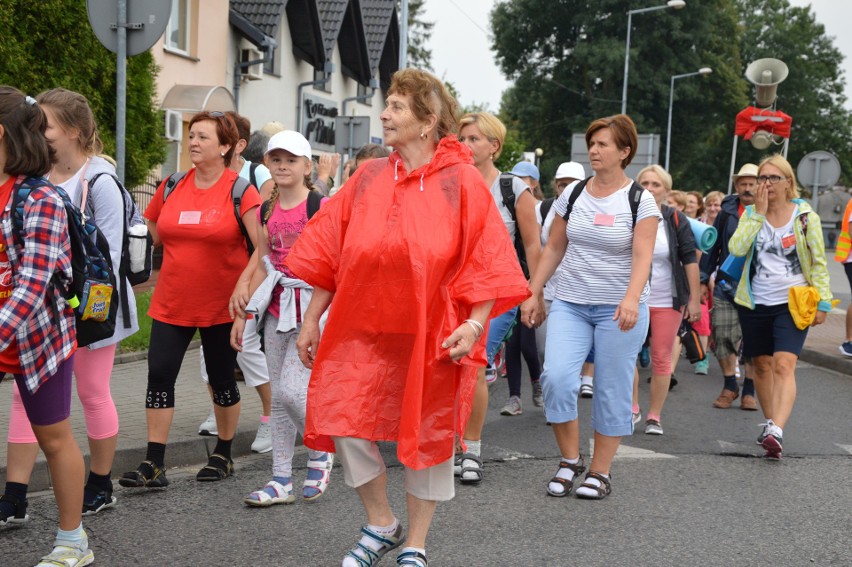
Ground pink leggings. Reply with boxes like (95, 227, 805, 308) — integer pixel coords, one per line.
(649, 307, 684, 376)
(9, 344, 119, 443)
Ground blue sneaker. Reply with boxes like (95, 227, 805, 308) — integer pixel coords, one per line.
(839, 342, 852, 358)
(638, 345, 651, 368)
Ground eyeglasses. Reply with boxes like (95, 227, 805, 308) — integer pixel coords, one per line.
(209, 111, 225, 118)
(757, 175, 786, 185)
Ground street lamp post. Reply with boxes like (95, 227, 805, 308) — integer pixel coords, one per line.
(665, 67, 712, 170)
(622, 0, 686, 115)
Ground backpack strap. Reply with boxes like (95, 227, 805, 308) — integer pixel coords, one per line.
(163, 171, 187, 201)
(249, 162, 260, 190)
(306, 190, 323, 219)
(499, 173, 516, 221)
(231, 176, 255, 257)
(627, 181, 644, 227)
(561, 178, 590, 222)
(539, 197, 555, 223)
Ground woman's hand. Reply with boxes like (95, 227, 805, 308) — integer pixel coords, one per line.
(754, 182, 769, 216)
(296, 319, 322, 368)
(520, 295, 545, 328)
(230, 317, 247, 352)
(442, 323, 479, 362)
(687, 297, 702, 323)
(811, 310, 828, 327)
(614, 296, 640, 331)
(229, 280, 251, 319)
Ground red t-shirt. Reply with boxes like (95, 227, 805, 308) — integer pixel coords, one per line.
(0, 177, 22, 373)
(144, 169, 261, 326)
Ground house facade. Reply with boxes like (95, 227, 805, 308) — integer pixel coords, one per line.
(151, 0, 399, 176)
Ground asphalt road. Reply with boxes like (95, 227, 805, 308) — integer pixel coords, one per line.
(3, 359, 851, 566)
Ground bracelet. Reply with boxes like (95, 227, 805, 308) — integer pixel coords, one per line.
(464, 319, 484, 338)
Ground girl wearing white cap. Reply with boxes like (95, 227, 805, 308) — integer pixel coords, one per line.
(231, 130, 334, 506)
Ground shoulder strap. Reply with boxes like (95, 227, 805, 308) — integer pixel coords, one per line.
(231, 176, 255, 257)
(306, 190, 323, 219)
(163, 171, 187, 201)
(499, 173, 516, 222)
(249, 162, 260, 190)
(627, 181, 644, 227)
(540, 197, 555, 223)
(561, 178, 589, 222)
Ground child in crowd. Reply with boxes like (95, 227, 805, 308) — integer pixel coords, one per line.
(231, 130, 334, 506)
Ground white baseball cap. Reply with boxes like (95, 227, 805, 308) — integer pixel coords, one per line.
(554, 161, 586, 181)
(265, 130, 313, 159)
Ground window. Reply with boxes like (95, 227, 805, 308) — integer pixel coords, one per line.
(165, 0, 190, 53)
(314, 68, 331, 93)
(357, 83, 374, 107)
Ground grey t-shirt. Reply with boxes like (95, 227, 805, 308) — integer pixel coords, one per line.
(489, 173, 530, 241)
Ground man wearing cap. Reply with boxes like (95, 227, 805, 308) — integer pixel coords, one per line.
(699, 164, 759, 410)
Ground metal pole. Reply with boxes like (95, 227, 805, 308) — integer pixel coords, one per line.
(399, 0, 409, 69)
(728, 135, 738, 194)
(812, 157, 824, 211)
(116, 0, 127, 184)
(621, 11, 632, 115)
(665, 74, 675, 170)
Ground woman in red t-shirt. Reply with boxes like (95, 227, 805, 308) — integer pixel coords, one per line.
(120, 111, 261, 488)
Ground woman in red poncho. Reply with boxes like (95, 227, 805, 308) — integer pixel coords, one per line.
(286, 69, 530, 567)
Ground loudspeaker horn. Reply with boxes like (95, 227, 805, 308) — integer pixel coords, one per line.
(745, 58, 789, 108)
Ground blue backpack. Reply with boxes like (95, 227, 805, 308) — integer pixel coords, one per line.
(11, 176, 117, 347)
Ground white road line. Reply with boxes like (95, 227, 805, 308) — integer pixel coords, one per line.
(834, 443, 852, 455)
(590, 439, 677, 460)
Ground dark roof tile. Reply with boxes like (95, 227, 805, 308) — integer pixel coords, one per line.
(231, 1, 287, 38)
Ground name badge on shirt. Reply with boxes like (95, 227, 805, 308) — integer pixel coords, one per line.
(781, 233, 796, 249)
(594, 213, 616, 227)
(179, 211, 202, 225)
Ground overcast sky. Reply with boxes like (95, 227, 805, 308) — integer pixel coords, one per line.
(424, 0, 852, 112)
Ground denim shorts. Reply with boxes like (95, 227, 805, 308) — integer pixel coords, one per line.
(541, 300, 649, 436)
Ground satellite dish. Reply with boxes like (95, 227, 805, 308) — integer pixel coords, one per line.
(87, 0, 172, 56)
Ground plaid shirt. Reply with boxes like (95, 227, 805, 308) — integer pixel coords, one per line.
(0, 176, 75, 394)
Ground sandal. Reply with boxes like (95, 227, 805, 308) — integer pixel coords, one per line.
(303, 453, 334, 501)
(0, 494, 29, 526)
(397, 549, 428, 566)
(244, 480, 295, 507)
(196, 453, 233, 482)
(576, 471, 612, 500)
(345, 523, 404, 566)
(118, 460, 169, 489)
(546, 455, 586, 497)
(459, 453, 483, 485)
(453, 453, 462, 477)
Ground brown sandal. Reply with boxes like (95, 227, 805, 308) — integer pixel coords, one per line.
(576, 471, 612, 500)
(546, 455, 586, 497)
(196, 453, 233, 482)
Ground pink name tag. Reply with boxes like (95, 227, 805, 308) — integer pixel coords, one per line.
(179, 211, 202, 225)
(594, 213, 616, 227)
(781, 234, 796, 249)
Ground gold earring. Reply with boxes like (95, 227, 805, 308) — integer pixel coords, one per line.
(420, 131, 427, 140)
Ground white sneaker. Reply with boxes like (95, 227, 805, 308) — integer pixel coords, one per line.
(198, 409, 218, 437)
(251, 421, 272, 453)
(36, 530, 94, 567)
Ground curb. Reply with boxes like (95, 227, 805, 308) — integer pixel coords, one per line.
(799, 346, 852, 375)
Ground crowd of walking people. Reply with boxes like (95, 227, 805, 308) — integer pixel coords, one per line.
(0, 67, 838, 566)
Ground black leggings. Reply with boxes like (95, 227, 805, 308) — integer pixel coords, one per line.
(146, 320, 239, 409)
(506, 312, 541, 397)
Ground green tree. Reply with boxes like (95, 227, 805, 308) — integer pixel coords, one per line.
(737, 0, 852, 186)
(400, 0, 434, 70)
(491, 0, 748, 190)
(0, 0, 165, 187)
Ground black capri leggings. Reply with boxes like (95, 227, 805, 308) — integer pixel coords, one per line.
(146, 320, 238, 409)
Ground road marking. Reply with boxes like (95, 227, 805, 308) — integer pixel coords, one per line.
(590, 439, 676, 460)
(718, 440, 741, 451)
(835, 443, 852, 455)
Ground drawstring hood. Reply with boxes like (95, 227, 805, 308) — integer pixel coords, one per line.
(394, 159, 399, 181)
(420, 173, 424, 192)
(387, 137, 473, 192)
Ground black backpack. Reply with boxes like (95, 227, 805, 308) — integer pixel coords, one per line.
(499, 173, 530, 278)
(163, 171, 256, 257)
(87, 172, 153, 329)
(11, 177, 117, 347)
(561, 177, 644, 226)
(259, 190, 323, 226)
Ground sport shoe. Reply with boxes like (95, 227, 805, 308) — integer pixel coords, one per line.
(35, 530, 94, 567)
(761, 422, 783, 460)
(638, 345, 651, 368)
(531, 381, 544, 407)
(632, 410, 642, 427)
(0, 493, 29, 526)
(644, 419, 664, 435)
(251, 421, 272, 453)
(839, 341, 852, 357)
(198, 409, 218, 436)
(694, 358, 709, 375)
(500, 396, 523, 416)
(484, 364, 497, 384)
(82, 483, 116, 516)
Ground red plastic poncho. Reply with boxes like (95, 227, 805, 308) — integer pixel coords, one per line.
(285, 137, 530, 469)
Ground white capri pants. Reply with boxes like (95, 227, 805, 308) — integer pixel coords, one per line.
(200, 315, 270, 388)
(332, 437, 455, 502)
